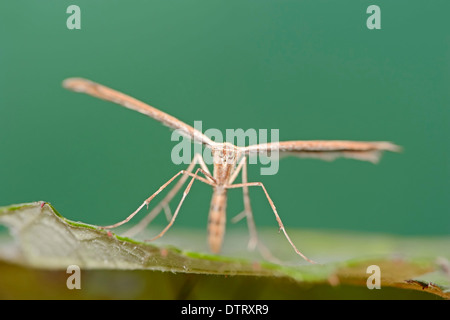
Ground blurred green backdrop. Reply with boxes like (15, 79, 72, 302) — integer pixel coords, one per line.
(0, 1, 449, 240)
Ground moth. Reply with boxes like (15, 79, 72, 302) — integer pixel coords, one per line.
(63, 78, 400, 263)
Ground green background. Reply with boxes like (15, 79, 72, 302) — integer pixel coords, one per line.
(1, 1, 449, 242)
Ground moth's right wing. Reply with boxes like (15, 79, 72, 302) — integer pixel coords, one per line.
(242, 140, 401, 163)
(63, 78, 215, 147)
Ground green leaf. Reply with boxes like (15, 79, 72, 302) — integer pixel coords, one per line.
(0, 202, 449, 299)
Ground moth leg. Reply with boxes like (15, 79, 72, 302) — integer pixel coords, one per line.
(122, 153, 212, 237)
(227, 181, 316, 264)
(146, 167, 207, 241)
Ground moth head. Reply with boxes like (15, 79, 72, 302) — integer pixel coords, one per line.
(212, 143, 239, 165)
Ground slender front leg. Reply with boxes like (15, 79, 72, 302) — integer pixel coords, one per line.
(100, 161, 214, 230)
(122, 153, 213, 237)
(227, 181, 317, 264)
(146, 167, 206, 242)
